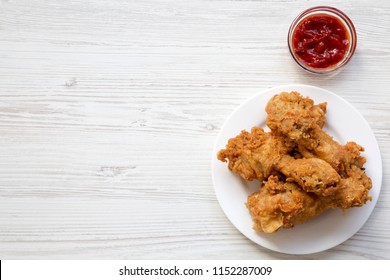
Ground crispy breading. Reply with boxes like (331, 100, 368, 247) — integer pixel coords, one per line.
(276, 157, 340, 196)
(266, 91, 366, 174)
(266, 91, 327, 140)
(247, 176, 329, 233)
(217, 127, 340, 195)
(265, 91, 372, 203)
(329, 165, 372, 208)
(247, 171, 372, 233)
(217, 128, 288, 181)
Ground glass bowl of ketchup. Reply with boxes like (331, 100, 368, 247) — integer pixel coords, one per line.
(288, 6, 357, 74)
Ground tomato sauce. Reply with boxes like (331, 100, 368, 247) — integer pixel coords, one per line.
(292, 14, 350, 69)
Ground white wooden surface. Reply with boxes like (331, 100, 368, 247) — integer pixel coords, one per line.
(0, 0, 389, 259)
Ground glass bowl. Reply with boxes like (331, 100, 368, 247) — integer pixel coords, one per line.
(288, 6, 357, 74)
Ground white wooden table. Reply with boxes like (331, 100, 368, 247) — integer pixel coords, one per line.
(0, 0, 389, 259)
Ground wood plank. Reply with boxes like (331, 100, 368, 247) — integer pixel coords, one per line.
(0, 0, 389, 259)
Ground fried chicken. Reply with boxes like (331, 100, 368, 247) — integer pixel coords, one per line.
(247, 172, 372, 233)
(266, 91, 366, 174)
(217, 127, 340, 196)
(265, 91, 327, 141)
(328, 165, 372, 208)
(275, 157, 340, 196)
(217, 127, 289, 182)
(247, 176, 329, 233)
(265, 91, 372, 205)
(297, 128, 366, 175)
(217, 91, 373, 233)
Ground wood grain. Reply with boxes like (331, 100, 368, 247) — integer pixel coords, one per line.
(0, 0, 389, 259)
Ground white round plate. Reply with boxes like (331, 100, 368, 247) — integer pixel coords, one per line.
(212, 84, 382, 255)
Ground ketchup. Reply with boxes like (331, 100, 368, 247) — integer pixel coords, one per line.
(292, 14, 350, 69)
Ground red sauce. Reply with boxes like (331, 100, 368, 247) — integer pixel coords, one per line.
(292, 14, 350, 69)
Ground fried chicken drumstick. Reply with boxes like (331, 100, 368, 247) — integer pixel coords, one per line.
(247, 176, 329, 233)
(247, 169, 372, 233)
(266, 91, 366, 174)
